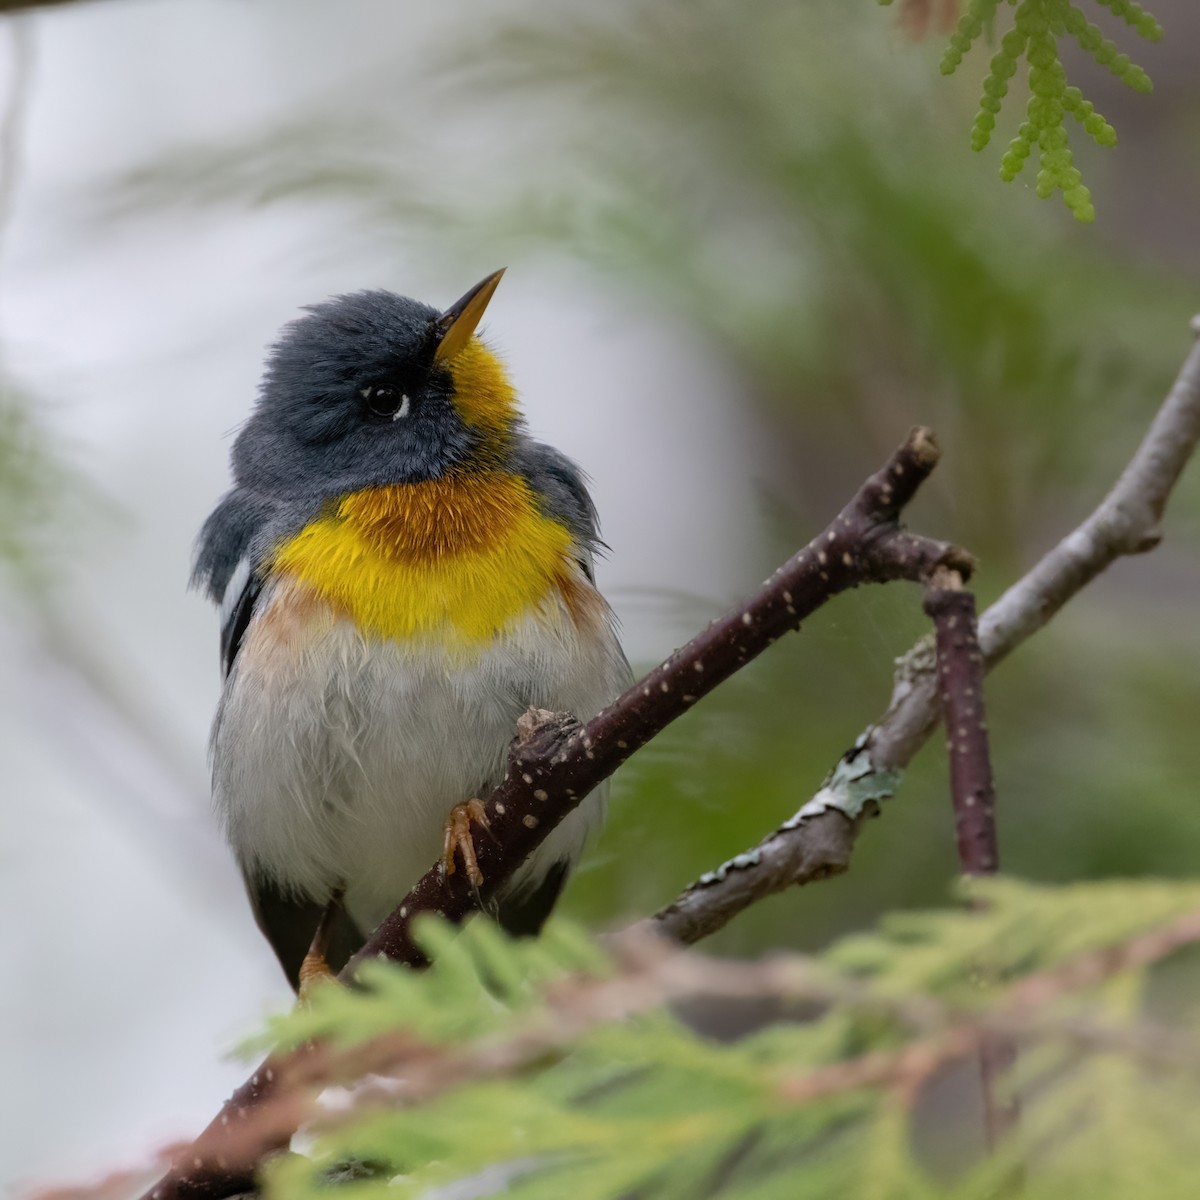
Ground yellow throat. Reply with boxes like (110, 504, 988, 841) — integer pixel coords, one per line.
(271, 472, 577, 646)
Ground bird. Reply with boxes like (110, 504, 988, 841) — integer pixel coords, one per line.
(193, 270, 632, 991)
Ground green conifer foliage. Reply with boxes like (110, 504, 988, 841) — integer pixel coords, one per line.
(257, 880, 1200, 1199)
(882, 0, 1164, 221)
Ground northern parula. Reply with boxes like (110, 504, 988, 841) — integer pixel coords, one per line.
(193, 270, 631, 989)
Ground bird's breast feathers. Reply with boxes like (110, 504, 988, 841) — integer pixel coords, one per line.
(212, 476, 628, 929)
(269, 472, 598, 648)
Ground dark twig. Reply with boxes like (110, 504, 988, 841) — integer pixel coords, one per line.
(140, 1052, 309, 1199)
(924, 567, 997, 877)
(924, 566, 1019, 1155)
(142, 428, 969, 1200)
(650, 318, 1200, 946)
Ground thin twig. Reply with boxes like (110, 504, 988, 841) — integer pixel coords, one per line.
(924, 568, 998, 877)
(650, 318, 1200, 946)
(923, 566, 1017, 1153)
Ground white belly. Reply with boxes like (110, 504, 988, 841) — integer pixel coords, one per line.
(211, 574, 630, 934)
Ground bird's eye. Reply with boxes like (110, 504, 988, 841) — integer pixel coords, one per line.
(360, 384, 412, 421)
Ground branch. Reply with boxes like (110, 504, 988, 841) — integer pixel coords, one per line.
(141, 428, 970, 1200)
(924, 566, 1018, 1154)
(924, 568, 998, 878)
(650, 316, 1200, 945)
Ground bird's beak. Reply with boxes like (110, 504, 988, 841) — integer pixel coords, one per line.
(433, 268, 506, 364)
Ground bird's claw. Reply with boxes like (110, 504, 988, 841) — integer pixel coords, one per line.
(296, 887, 344, 1004)
(442, 798, 491, 887)
(297, 948, 337, 1005)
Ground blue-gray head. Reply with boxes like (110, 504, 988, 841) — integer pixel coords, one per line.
(231, 270, 517, 500)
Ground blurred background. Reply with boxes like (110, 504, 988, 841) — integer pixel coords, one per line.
(1, 0, 1198, 1188)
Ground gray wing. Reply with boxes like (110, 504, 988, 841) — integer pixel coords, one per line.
(503, 439, 626, 936)
(193, 488, 273, 677)
(494, 859, 572, 938)
(513, 439, 604, 581)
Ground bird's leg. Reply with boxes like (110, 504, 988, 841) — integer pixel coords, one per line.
(442, 798, 491, 887)
(298, 885, 345, 1002)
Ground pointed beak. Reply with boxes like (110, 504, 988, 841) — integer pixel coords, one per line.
(433, 268, 506, 364)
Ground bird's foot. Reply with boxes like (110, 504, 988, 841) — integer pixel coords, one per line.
(297, 949, 337, 1004)
(442, 798, 491, 887)
(297, 888, 344, 1004)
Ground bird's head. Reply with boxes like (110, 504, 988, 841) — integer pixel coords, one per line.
(232, 270, 517, 498)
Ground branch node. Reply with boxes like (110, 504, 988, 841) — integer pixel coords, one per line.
(929, 563, 965, 591)
(908, 424, 941, 469)
(1129, 527, 1163, 554)
(516, 706, 559, 743)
